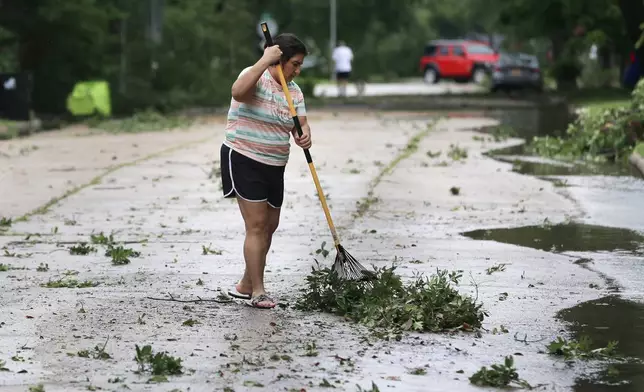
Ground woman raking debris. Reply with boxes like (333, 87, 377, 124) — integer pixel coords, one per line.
(220, 33, 311, 309)
(221, 26, 373, 309)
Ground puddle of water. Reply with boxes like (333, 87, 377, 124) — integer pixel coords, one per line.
(461, 223, 644, 255)
(485, 144, 639, 178)
(509, 158, 636, 177)
(482, 101, 573, 140)
(558, 296, 644, 391)
(486, 143, 528, 156)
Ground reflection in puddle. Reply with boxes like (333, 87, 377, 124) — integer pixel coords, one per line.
(461, 223, 644, 255)
(508, 158, 637, 177)
(485, 144, 639, 178)
(558, 296, 644, 391)
(482, 101, 573, 140)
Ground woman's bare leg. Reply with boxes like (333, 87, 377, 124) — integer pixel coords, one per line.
(235, 198, 280, 300)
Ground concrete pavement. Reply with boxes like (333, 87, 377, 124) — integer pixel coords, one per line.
(0, 124, 216, 220)
(0, 112, 606, 391)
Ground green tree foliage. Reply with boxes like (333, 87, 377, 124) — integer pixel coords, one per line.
(0, 27, 18, 72)
(0, 0, 257, 115)
(488, 0, 627, 87)
(0, 0, 638, 115)
(260, 0, 437, 80)
(0, 0, 123, 113)
(114, 0, 257, 114)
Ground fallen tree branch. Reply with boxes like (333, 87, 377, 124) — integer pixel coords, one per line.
(146, 293, 232, 304)
(514, 332, 547, 344)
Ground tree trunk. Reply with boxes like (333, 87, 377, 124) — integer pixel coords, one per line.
(551, 34, 578, 91)
(619, 53, 626, 81)
(599, 45, 611, 69)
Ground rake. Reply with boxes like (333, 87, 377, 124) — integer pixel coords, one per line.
(261, 22, 374, 281)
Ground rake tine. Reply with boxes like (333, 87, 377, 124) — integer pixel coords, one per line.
(332, 244, 376, 281)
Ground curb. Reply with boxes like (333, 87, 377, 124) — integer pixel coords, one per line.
(0, 119, 43, 140)
(629, 144, 644, 177)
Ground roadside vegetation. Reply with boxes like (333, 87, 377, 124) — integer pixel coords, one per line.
(84, 109, 196, 134)
(0, 120, 19, 140)
(566, 87, 632, 112)
(635, 142, 644, 157)
(528, 80, 644, 163)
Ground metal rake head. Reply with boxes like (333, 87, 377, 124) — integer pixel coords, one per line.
(331, 244, 376, 281)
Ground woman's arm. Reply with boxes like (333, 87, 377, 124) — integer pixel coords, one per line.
(231, 45, 282, 103)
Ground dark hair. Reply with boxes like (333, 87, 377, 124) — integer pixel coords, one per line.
(265, 33, 308, 63)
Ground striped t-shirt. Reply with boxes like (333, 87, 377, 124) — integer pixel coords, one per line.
(223, 67, 306, 166)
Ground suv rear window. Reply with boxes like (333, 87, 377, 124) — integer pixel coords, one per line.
(499, 53, 539, 67)
(424, 45, 436, 55)
(499, 54, 518, 66)
(518, 54, 539, 67)
(467, 44, 495, 54)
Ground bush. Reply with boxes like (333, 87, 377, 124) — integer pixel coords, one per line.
(635, 142, 644, 157)
(549, 57, 582, 90)
(528, 79, 644, 162)
(633, 78, 644, 110)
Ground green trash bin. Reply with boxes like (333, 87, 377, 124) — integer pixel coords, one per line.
(66, 80, 112, 117)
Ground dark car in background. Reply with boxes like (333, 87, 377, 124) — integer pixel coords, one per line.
(419, 39, 498, 84)
(490, 52, 543, 92)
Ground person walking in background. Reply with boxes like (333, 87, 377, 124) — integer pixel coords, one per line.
(332, 40, 353, 97)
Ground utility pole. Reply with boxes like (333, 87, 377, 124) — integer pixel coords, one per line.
(329, 0, 337, 81)
(119, 17, 127, 94)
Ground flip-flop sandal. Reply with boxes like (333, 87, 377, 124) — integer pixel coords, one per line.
(227, 285, 251, 300)
(246, 294, 276, 309)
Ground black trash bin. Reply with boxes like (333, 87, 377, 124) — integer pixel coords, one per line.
(0, 72, 32, 121)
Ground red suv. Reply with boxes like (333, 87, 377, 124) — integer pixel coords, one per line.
(420, 40, 499, 84)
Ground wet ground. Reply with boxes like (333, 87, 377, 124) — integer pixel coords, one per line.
(0, 109, 640, 391)
(489, 143, 641, 178)
(562, 296, 644, 392)
(462, 222, 644, 255)
(479, 119, 644, 391)
(481, 99, 573, 140)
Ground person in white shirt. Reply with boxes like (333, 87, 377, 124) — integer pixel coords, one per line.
(332, 41, 353, 97)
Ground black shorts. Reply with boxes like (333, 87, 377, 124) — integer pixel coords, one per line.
(220, 144, 285, 208)
(336, 71, 351, 80)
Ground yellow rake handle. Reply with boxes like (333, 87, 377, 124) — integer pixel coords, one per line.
(260, 22, 340, 247)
